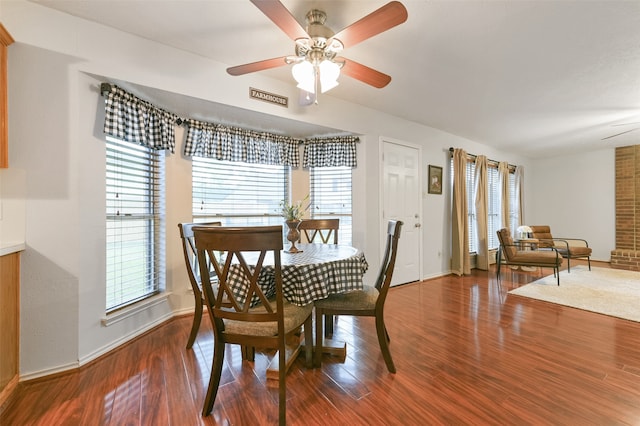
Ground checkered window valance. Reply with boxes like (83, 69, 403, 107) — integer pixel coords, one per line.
(303, 136, 359, 168)
(183, 119, 302, 167)
(102, 85, 178, 153)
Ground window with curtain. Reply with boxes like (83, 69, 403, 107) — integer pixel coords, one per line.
(192, 157, 289, 226)
(183, 118, 300, 227)
(309, 166, 352, 245)
(102, 84, 175, 313)
(106, 136, 165, 312)
(304, 136, 358, 246)
(452, 157, 518, 253)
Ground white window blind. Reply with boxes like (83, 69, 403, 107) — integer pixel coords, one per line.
(465, 161, 478, 253)
(192, 157, 289, 226)
(509, 173, 519, 238)
(309, 166, 352, 245)
(487, 166, 500, 249)
(106, 136, 165, 312)
(451, 158, 517, 254)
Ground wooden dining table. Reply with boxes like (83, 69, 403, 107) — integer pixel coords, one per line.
(223, 242, 369, 377)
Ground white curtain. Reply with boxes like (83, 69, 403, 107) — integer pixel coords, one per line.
(515, 165, 525, 227)
(498, 161, 510, 232)
(474, 156, 489, 270)
(451, 148, 471, 275)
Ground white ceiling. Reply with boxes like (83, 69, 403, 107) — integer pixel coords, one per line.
(30, 0, 640, 157)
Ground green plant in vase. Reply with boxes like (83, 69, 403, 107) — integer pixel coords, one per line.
(279, 195, 310, 253)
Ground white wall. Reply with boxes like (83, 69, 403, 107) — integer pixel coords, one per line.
(0, 1, 611, 379)
(528, 149, 615, 261)
(9, 44, 82, 374)
(0, 167, 25, 251)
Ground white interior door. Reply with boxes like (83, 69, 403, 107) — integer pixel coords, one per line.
(382, 139, 422, 285)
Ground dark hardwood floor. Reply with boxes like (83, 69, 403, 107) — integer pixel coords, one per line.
(3, 260, 640, 425)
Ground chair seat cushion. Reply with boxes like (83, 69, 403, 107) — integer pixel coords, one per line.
(509, 250, 563, 266)
(556, 246, 592, 257)
(223, 301, 312, 337)
(313, 285, 379, 311)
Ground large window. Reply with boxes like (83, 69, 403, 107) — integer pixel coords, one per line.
(106, 137, 165, 312)
(192, 157, 288, 226)
(309, 166, 352, 245)
(453, 158, 518, 253)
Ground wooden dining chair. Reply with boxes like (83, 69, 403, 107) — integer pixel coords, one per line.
(314, 220, 403, 373)
(177, 221, 221, 349)
(194, 225, 313, 425)
(298, 218, 339, 244)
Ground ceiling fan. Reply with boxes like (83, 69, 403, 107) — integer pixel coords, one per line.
(227, 0, 408, 100)
(602, 121, 640, 140)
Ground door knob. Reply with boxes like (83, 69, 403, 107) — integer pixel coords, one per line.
(415, 223, 421, 228)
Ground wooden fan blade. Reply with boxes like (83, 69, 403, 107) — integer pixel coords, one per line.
(250, 0, 309, 41)
(602, 127, 640, 140)
(338, 57, 391, 88)
(227, 56, 289, 76)
(331, 1, 408, 49)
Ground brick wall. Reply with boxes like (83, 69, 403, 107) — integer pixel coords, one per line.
(611, 145, 640, 271)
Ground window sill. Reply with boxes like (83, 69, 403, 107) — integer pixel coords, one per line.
(101, 292, 172, 327)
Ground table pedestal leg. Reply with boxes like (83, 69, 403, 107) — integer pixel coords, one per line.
(266, 344, 303, 381)
(317, 338, 346, 361)
(266, 336, 347, 379)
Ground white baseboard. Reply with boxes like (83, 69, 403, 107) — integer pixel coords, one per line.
(80, 311, 174, 367)
(20, 306, 174, 382)
(19, 361, 80, 382)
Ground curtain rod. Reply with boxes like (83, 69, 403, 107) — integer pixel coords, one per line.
(448, 147, 516, 169)
(100, 82, 184, 125)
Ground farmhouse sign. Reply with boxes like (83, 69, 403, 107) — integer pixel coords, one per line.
(249, 87, 288, 108)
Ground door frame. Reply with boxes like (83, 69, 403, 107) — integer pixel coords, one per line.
(379, 136, 423, 284)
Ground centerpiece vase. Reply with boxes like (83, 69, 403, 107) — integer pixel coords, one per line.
(285, 219, 302, 253)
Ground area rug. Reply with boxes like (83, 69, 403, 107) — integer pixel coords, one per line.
(508, 265, 640, 322)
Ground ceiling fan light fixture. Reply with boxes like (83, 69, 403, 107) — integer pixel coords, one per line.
(319, 59, 340, 93)
(292, 60, 316, 93)
(292, 59, 341, 95)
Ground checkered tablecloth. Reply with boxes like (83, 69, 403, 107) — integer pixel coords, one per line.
(226, 243, 368, 307)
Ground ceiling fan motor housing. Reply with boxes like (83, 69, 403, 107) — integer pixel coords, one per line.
(295, 9, 343, 62)
(306, 10, 333, 41)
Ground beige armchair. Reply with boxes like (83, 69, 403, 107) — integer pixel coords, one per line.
(529, 225, 592, 272)
(496, 228, 563, 285)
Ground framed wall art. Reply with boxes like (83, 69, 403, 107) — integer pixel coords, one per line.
(428, 165, 443, 194)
